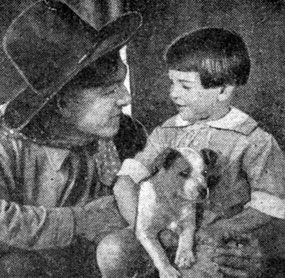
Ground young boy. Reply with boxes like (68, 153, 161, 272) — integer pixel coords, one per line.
(98, 28, 285, 277)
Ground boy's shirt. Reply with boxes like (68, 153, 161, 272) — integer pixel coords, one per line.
(118, 107, 285, 219)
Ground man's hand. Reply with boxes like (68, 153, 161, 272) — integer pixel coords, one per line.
(72, 196, 128, 243)
(213, 234, 264, 278)
(197, 208, 272, 278)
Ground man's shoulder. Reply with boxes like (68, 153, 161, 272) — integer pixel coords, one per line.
(0, 122, 46, 154)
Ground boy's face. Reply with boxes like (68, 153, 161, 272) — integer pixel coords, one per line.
(168, 70, 223, 123)
(62, 59, 130, 137)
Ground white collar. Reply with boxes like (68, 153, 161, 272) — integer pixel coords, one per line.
(164, 107, 257, 135)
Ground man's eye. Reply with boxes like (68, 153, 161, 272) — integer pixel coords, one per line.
(102, 87, 117, 96)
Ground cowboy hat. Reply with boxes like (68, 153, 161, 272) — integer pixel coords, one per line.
(1, 0, 142, 131)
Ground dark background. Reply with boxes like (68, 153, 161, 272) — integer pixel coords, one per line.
(0, 0, 284, 151)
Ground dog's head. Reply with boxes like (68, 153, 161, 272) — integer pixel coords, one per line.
(150, 147, 219, 201)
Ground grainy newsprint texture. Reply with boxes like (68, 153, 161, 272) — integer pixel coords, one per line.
(0, 0, 284, 277)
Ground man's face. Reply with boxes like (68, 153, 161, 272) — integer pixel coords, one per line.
(168, 70, 222, 123)
(64, 59, 130, 137)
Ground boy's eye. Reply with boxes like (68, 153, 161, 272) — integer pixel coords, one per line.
(178, 168, 191, 178)
(181, 83, 193, 90)
(182, 85, 191, 89)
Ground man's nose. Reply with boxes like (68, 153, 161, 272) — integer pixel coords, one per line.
(116, 85, 131, 106)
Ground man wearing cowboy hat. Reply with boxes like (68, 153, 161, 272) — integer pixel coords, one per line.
(0, 0, 146, 276)
(0, 0, 279, 277)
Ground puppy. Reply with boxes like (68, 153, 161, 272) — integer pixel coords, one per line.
(135, 147, 217, 278)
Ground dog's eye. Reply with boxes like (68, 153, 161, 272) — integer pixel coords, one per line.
(202, 170, 208, 177)
(178, 169, 191, 178)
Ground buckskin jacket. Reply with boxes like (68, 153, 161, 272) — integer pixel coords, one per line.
(0, 114, 146, 250)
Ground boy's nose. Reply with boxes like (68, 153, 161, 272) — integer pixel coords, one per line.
(169, 84, 180, 99)
(116, 84, 131, 106)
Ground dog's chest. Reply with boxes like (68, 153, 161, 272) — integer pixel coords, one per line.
(139, 181, 195, 233)
(166, 205, 192, 232)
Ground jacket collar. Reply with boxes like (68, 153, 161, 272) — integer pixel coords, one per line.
(43, 147, 70, 171)
(163, 107, 258, 135)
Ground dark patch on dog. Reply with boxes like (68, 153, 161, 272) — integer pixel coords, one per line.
(201, 148, 221, 190)
(150, 147, 183, 175)
(163, 149, 182, 170)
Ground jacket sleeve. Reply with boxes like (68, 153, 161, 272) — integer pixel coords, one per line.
(242, 128, 285, 219)
(0, 133, 74, 250)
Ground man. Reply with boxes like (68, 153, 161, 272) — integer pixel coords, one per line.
(0, 1, 278, 277)
(0, 1, 145, 276)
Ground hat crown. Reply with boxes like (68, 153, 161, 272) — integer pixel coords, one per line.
(2, 0, 142, 131)
(4, 0, 98, 94)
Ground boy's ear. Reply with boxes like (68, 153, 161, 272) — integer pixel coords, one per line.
(218, 85, 235, 101)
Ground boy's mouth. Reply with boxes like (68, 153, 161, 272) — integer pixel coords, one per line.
(175, 104, 188, 111)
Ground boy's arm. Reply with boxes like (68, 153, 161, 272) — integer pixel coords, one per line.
(114, 156, 152, 227)
(113, 175, 140, 227)
(200, 130, 285, 277)
(204, 130, 285, 249)
(242, 129, 285, 220)
(201, 206, 272, 243)
(114, 126, 167, 226)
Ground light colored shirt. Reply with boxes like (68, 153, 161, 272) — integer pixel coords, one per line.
(0, 130, 121, 250)
(118, 107, 285, 219)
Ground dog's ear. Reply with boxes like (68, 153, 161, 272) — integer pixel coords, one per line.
(162, 149, 181, 170)
(200, 148, 218, 167)
(150, 148, 180, 175)
(200, 148, 220, 189)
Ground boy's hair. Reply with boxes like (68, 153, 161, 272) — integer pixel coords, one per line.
(165, 28, 250, 88)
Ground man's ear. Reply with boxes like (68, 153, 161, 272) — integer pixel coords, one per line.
(218, 85, 235, 102)
(56, 95, 71, 118)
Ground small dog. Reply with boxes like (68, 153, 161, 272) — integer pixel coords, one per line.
(135, 147, 217, 278)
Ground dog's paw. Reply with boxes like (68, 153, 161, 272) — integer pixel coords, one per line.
(159, 265, 181, 278)
(174, 249, 196, 268)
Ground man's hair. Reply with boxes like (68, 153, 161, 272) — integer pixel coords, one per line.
(165, 28, 251, 88)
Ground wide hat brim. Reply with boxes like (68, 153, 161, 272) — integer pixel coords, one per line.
(2, 0, 142, 131)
